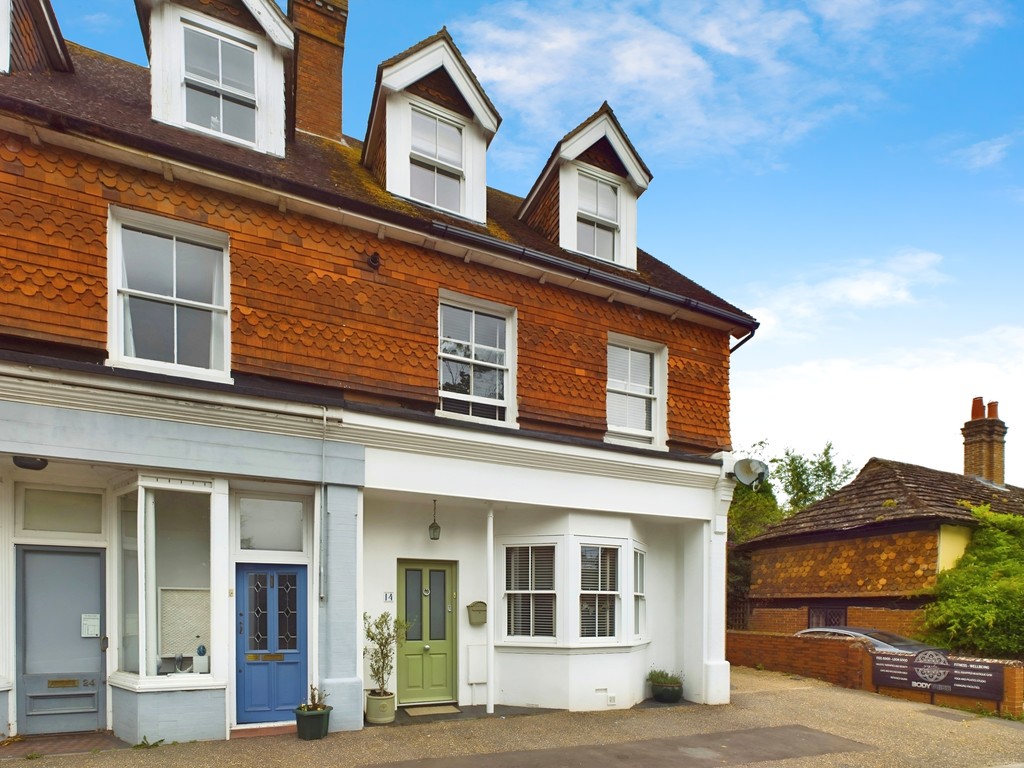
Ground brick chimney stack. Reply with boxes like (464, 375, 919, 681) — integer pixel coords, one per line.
(290, 0, 348, 142)
(962, 396, 1007, 485)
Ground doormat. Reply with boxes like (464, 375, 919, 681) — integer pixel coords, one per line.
(405, 705, 461, 716)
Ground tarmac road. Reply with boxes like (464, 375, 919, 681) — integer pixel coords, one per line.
(4, 667, 1024, 767)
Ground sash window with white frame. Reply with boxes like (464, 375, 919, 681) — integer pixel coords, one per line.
(505, 545, 555, 637)
(410, 108, 463, 213)
(580, 545, 618, 638)
(183, 25, 256, 143)
(439, 300, 511, 422)
(607, 343, 655, 442)
(633, 549, 646, 636)
(110, 208, 230, 379)
(577, 173, 618, 261)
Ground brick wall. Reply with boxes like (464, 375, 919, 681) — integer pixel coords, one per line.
(747, 607, 807, 634)
(728, 631, 1024, 718)
(848, 606, 924, 636)
(727, 631, 869, 688)
(749, 529, 940, 599)
(0, 129, 733, 451)
(748, 605, 925, 635)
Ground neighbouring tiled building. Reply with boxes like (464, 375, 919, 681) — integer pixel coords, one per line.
(740, 398, 1024, 636)
(0, 0, 759, 743)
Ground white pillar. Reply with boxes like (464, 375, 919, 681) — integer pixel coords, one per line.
(486, 505, 495, 714)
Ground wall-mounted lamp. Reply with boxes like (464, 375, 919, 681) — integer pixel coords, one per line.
(13, 456, 48, 471)
(428, 499, 441, 541)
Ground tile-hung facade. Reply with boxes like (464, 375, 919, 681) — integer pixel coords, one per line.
(0, 0, 758, 742)
(740, 399, 1024, 636)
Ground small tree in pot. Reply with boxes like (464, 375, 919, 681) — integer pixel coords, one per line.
(363, 611, 410, 724)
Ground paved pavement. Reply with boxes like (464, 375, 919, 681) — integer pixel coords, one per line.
(3, 667, 1024, 767)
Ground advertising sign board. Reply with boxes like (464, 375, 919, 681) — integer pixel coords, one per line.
(872, 649, 1004, 701)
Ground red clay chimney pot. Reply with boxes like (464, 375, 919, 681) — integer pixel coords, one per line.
(971, 396, 985, 420)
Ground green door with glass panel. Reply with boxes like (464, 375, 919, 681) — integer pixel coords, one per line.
(397, 561, 455, 704)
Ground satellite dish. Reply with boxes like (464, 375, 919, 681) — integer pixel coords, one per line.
(731, 458, 769, 491)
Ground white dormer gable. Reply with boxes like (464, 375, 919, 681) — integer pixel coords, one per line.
(364, 30, 501, 225)
(148, 0, 293, 157)
(519, 103, 652, 270)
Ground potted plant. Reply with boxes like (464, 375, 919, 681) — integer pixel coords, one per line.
(363, 610, 410, 724)
(647, 668, 683, 703)
(294, 684, 331, 740)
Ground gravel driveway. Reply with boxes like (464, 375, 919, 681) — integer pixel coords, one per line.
(5, 667, 1024, 767)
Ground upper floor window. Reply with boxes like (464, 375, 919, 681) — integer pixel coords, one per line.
(577, 174, 618, 261)
(108, 208, 230, 381)
(149, 5, 287, 156)
(438, 295, 515, 424)
(580, 545, 618, 638)
(410, 108, 463, 213)
(183, 26, 256, 143)
(607, 343, 653, 440)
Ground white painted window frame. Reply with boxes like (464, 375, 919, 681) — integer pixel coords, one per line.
(109, 475, 229, 688)
(149, 4, 286, 156)
(230, 489, 314, 564)
(436, 289, 518, 427)
(499, 540, 557, 643)
(13, 483, 106, 544)
(605, 333, 668, 450)
(633, 546, 646, 638)
(106, 206, 233, 383)
(559, 162, 638, 269)
(500, 539, 560, 644)
(385, 94, 488, 223)
(577, 539, 621, 643)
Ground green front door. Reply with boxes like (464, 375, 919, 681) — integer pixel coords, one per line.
(397, 561, 456, 704)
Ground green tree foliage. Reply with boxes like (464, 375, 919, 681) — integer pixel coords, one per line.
(772, 442, 855, 515)
(728, 481, 783, 545)
(922, 505, 1024, 659)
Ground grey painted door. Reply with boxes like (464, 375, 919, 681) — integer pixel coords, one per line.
(17, 547, 106, 734)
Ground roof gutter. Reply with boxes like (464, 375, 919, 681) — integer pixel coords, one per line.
(429, 221, 759, 338)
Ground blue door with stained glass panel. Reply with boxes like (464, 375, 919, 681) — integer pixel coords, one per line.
(236, 565, 307, 723)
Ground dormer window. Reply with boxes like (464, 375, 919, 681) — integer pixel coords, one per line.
(410, 108, 463, 213)
(577, 173, 618, 261)
(362, 30, 501, 225)
(149, 4, 290, 157)
(517, 103, 651, 271)
(183, 26, 256, 143)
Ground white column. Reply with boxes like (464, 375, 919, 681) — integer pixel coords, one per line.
(486, 505, 494, 714)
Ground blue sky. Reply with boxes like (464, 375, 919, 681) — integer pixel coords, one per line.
(52, 0, 1024, 484)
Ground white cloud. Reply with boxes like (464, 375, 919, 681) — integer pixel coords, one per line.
(745, 250, 948, 342)
(950, 134, 1016, 171)
(454, 1, 1005, 168)
(731, 323, 1024, 484)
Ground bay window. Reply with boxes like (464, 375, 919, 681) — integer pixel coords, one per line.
(505, 545, 555, 638)
(580, 545, 618, 638)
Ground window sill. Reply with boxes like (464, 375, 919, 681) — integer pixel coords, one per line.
(435, 407, 519, 429)
(604, 432, 666, 451)
(108, 671, 226, 692)
(496, 639, 651, 654)
(105, 358, 234, 386)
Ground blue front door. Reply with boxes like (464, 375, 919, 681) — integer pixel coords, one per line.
(236, 565, 307, 723)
